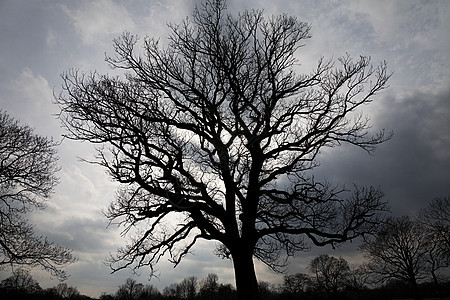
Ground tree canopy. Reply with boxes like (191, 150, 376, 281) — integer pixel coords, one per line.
(0, 110, 75, 279)
(362, 204, 450, 292)
(56, 0, 390, 298)
(309, 254, 351, 294)
(361, 216, 430, 288)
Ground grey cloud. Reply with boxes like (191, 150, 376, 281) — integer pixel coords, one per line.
(314, 88, 450, 216)
(60, 0, 137, 46)
(285, 88, 450, 279)
(34, 216, 118, 254)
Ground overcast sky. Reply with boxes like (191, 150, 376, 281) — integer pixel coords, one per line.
(1, 0, 449, 297)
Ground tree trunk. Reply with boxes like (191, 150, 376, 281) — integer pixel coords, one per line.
(409, 278, 420, 300)
(431, 268, 441, 297)
(232, 249, 259, 300)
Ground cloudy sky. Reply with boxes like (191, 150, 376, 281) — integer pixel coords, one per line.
(1, 0, 449, 297)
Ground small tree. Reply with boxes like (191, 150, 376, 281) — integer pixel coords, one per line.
(347, 263, 371, 291)
(281, 273, 312, 295)
(179, 276, 198, 299)
(55, 282, 80, 299)
(216, 283, 235, 300)
(0, 110, 75, 279)
(309, 254, 351, 295)
(56, 0, 390, 298)
(199, 273, 219, 299)
(418, 197, 450, 287)
(161, 276, 198, 299)
(360, 216, 429, 291)
(257, 281, 275, 298)
(0, 268, 42, 294)
(140, 284, 161, 299)
(99, 292, 115, 300)
(163, 282, 183, 299)
(116, 278, 144, 300)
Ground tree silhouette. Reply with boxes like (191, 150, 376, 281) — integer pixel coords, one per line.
(417, 197, 450, 290)
(281, 273, 312, 296)
(163, 282, 183, 299)
(180, 276, 198, 300)
(0, 268, 42, 294)
(360, 216, 429, 294)
(140, 284, 162, 299)
(0, 110, 75, 279)
(116, 278, 144, 300)
(199, 273, 219, 299)
(56, 0, 390, 298)
(309, 254, 351, 295)
(418, 197, 450, 276)
(54, 282, 80, 299)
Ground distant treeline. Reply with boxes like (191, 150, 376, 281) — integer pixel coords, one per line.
(1, 255, 449, 300)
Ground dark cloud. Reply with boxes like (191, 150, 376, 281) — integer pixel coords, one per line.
(314, 88, 450, 216)
(282, 88, 450, 281)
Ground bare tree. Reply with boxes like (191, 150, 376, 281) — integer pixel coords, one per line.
(360, 216, 430, 292)
(309, 254, 351, 295)
(0, 110, 75, 279)
(116, 278, 144, 300)
(418, 197, 450, 287)
(257, 281, 275, 298)
(56, 0, 390, 298)
(0, 268, 42, 294)
(199, 273, 219, 299)
(418, 197, 450, 257)
(179, 276, 198, 299)
(347, 263, 371, 291)
(281, 273, 312, 295)
(55, 282, 80, 299)
(140, 284, 161, 299)
(163, 282, 183, 299)
(161, 276, 200, 299)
